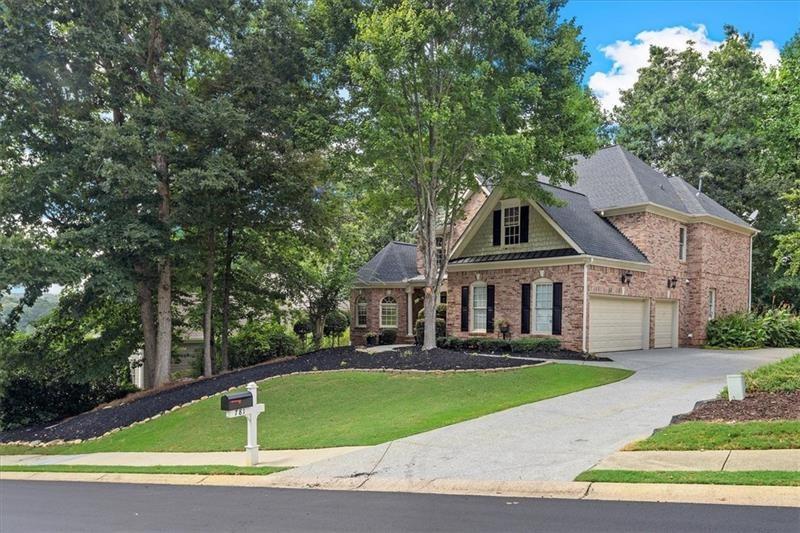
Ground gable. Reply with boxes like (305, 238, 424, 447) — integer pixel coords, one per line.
(455, 195, 573, 259)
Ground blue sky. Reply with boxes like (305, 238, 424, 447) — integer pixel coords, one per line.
(561, 0, 800, 110)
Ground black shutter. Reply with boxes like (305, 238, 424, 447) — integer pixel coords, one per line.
(552, 282, 563, 335)
(486, 285, 495, 333)
(492, 209, 501, 246)
(520, 205, 529, 243)
(460, 286, 469, 332)
(521, 283, 531, 334)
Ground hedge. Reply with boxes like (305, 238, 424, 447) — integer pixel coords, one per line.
(229, 321, 301, 369)
(437, 336, 560, 353)
(706, 307, 800, 349)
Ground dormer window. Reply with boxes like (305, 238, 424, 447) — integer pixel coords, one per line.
(678, 226, 687, 261)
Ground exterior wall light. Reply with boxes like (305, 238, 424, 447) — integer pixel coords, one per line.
(620, 271, 633, 285)
(667, 276, 678, 289)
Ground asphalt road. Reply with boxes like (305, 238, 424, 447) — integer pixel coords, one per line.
(1, 481, 798, 533)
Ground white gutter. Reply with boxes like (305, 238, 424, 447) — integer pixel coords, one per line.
(582, 262, 589, 352)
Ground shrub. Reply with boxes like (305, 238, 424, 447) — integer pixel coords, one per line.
(435, 336, 560, 353)
(415, 318, 446, 343)
(229, 321, 300, 369)
(706, 312, 766, 348)
(760, 307, 800, 348)
(379, 329, 397, 345)
(742, 354, 800, 393)
(0, 374, 137, 431)
(510, 337, 561, 352)
(324, 310, 350, 339)
(292, 318, 312, 342)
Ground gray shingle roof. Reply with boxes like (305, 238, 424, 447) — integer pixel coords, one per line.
(355, 241, 419, 284)
(537, 184, 649, 264)
(567, 145, 748, 226)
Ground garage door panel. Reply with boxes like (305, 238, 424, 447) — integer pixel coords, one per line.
(654, 300, 676, 348)
(589, 297, 647, 353)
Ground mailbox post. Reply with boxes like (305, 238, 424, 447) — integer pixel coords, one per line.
(221, 382, 265, 466)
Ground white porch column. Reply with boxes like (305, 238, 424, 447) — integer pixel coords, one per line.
(406, 287, 414, 337)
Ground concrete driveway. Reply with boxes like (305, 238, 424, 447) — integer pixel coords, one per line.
(271, 347, 795, 484)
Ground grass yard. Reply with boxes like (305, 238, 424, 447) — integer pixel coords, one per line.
(0, 464, 285, 476)
(628, 421, 800, 451)
(0, 364, 631, 455)
(575, 469, 800, 487)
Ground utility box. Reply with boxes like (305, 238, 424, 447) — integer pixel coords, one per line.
(221, 391, 253, 411)
(727, 374, 746, 401)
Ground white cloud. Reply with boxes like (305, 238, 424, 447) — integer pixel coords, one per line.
(589, 25, 782, 112)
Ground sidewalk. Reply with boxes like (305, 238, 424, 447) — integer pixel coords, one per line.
(592, 449, 800, 472)
(0, 446, 367, 469)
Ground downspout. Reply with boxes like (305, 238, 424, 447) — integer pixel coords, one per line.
(406, 286, 414, 338)
(582, 261, 589, 352)
(748, 234, 753, 311)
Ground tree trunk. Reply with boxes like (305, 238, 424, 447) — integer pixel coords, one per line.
(422, 287, 437, 350)
(422, 192, 439, 350)
(220, 226, 234, 371)
(202, 229, 216, 378)
(154, 256, 172, 386)
(136, 278, 157, 389)
(148, 15, 171, 387)
(312, 315, 325, 350)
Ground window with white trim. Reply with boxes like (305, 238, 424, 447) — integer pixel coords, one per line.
(380, 296, 398, 328)
(503, 205, 520, 245)
(471, 283, 487, 332)
(708, 289, 716, 320)
(533, 281, 553, 334)
(678, 226, 687, 261)
(355, 298, 367, 327)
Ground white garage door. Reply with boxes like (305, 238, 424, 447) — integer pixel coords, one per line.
(589, 296, 648, 353)
(654, 300, 677, 348)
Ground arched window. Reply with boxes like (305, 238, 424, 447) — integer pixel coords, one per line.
(355, 297, 368, 327)
(533, 278, 553, 334)
(380, 296, 398, 328)
(471, 282, 487, 332)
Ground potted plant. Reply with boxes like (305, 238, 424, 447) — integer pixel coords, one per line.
(365, 331, 378, 346)
(497, 318, 511, 339)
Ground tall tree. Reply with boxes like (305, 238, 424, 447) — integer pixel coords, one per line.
(346, 0, 599, 349)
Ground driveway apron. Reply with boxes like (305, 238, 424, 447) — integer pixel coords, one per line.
(271, 347, 795, 483)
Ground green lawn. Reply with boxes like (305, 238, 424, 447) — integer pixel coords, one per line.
(628, 421, 800, 451)
(576, 469, 800, 487)
(0, 364, 631, 455)
(0, 464, 285, 476)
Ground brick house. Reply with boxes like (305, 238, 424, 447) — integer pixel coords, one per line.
(351, 146, 755, 352)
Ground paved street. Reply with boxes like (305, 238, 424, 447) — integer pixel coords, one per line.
(1, 481, 797, 533)
(270, 347, 794, 484)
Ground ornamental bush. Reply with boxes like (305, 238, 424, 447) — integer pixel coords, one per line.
(378, 328, 397, 345)
(414, 318, 446, 343)
(706, 307, 800, 348)
(436, 336, 560, 353)
(229, 321, 300, 369)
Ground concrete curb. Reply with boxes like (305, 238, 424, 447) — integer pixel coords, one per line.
(3, 471, 798, 507)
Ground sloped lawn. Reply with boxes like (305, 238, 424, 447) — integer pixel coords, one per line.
(1, 364, 631, 455)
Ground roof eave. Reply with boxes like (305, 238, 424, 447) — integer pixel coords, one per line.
(598, 203, 758, 235)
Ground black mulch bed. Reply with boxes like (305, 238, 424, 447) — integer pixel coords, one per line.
(0, 346, 541, 444)
(671, 391, 800, 423)
(472, 348, 612, 362)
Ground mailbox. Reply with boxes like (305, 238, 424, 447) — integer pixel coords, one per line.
(221, 391, 253, 411)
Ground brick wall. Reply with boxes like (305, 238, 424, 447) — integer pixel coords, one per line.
(350, 287, 415, 345)
(607, 213, 750, 346)
(447, 265, 585, 351)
